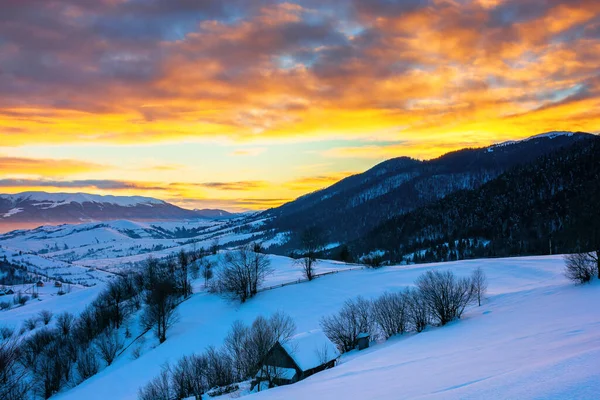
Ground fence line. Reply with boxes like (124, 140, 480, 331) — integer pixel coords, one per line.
(258, 265, 365, 293)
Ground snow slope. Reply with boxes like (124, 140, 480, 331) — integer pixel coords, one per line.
(249, 258, 600, 400)
(0, 192, 165, 207)
(51, 255, 600, 400)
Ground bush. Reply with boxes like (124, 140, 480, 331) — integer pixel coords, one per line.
(56, 312, 75, 337)
(77, 347, 100, 382)
(95, 331, 123, 366)
(38, 310, 53, 325)
(372, 291, 408, 339)
(564, 252, 596, 284)
(0, 301, 10, 311)
(416, 270, 474, 326)
(24, 317, 38, 331)
(362, 254, 384, 268)
(406, 288, 429, 333)
(138, 367, 173, 400)
(0, 325, 15, 340)
(320, 296, 375, 353)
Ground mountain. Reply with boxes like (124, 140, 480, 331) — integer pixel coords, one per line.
(0, 191, 217, 226)
(264, 131, 595, 250)
(193, 208, 233, 219)
(352, 136, 600, 263)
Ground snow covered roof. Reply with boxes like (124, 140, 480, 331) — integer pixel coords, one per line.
(281, 330, 340, 372)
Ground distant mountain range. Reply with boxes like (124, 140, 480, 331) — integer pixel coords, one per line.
(263, 131, 596, 254)
(0, 191, 233, 227)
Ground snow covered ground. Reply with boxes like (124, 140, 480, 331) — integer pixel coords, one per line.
(32, 254, 598, 400)
(0, 216, 273, 275)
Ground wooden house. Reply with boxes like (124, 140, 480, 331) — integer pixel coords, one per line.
(36, 280, 44, 287)
(54, 281, 63, 288)
(256, 330, 340, 387)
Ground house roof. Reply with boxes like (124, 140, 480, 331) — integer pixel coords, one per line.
(280, 330, 340, 372)
(256, 367, 297, 381)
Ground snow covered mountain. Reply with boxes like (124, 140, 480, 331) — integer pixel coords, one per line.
(265, 131, 595, 250)
(0, 191, 229, 226)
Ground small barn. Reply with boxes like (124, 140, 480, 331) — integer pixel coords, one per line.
(256, 330, 340, 387)
(5, 288, 14, 295)
(54, 281, 63, 288)
(36, 280, 44, 287)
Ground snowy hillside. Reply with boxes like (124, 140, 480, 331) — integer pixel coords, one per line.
(3, 254, 589, 400)
(0, 216, 268, 273)
(0, 192, 166, 208)
(0, 191, 232, 227)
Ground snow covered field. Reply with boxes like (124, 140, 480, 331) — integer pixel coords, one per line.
(0, 216, 272, 276)
(1, 218, 598, 400)
(27, 254, 596, 400)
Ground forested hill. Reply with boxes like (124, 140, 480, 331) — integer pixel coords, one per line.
(352, 136, 600, 264)
(264, 131, 594, 251)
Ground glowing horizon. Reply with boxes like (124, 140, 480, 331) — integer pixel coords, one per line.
(2, 1, 599, 211)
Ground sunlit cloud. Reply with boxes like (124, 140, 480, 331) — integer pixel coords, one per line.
(0, 156, 105, 176)
(1, 0, 599, 210)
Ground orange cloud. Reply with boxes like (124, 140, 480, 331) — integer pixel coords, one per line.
(0, 156, 105, 176)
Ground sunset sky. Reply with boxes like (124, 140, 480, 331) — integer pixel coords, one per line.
(1, 0, 599, 211)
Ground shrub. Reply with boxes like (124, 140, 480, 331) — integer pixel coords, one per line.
(416, 270, 474, 326)
(38, 310, 53, 325)
(372, 291, 408, 339)
(77, 347, 100, 383)
(406, 288, 429, 333)
(24, 317, 37, 331)
(564, 252, 596, 284)
(321, 296, 375, 353)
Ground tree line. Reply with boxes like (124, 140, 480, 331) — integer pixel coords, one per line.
(0, 246, 208, 400)
(321, 268, 487, 353)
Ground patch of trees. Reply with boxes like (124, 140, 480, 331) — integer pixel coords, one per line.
(211, 244, 273, 303)
(138, 312, 296, 400)
(265, 134, 593, 256)
(0, 249, 203, 399)
(321, 268, 487, 353)
(354, 137, 600, 264)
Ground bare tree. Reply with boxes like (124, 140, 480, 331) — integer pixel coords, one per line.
(204, 346, 234, 389)
(372, 291, 408, 339)
(95, 331, 123, 366)
(321, 296, 374, 353)
(225, 312, 295, 385)
(416, 270, 474, 326)
(406, 288, 429, 333)
(38, 310, 53, 326)
(224, 320, 251, 381)
(564, 252, 597, 284)
(138, 366, 173, 400)
(24, 317, 37, 331)
(471, 267, 488, 306)
(0, 337, 30, 400)
(56, 312, 75, 338)
(76, 346, 100, 382)
(177, 249, 192, 298)
(296, 227, 324, 281)
(215, 245, 273, 302)
(210, 238, 220, 255)
(142, 276, 179, 343)
(201, 259, 213, 287)
(102, 278, 128, 329)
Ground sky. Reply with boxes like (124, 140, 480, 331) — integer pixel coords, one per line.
(1, 0, 599, 211)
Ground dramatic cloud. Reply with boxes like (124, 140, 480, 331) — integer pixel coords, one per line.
(1, 0, 599, 209)
(0, 156, 104, 176)
(0, 179, 165, 191)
